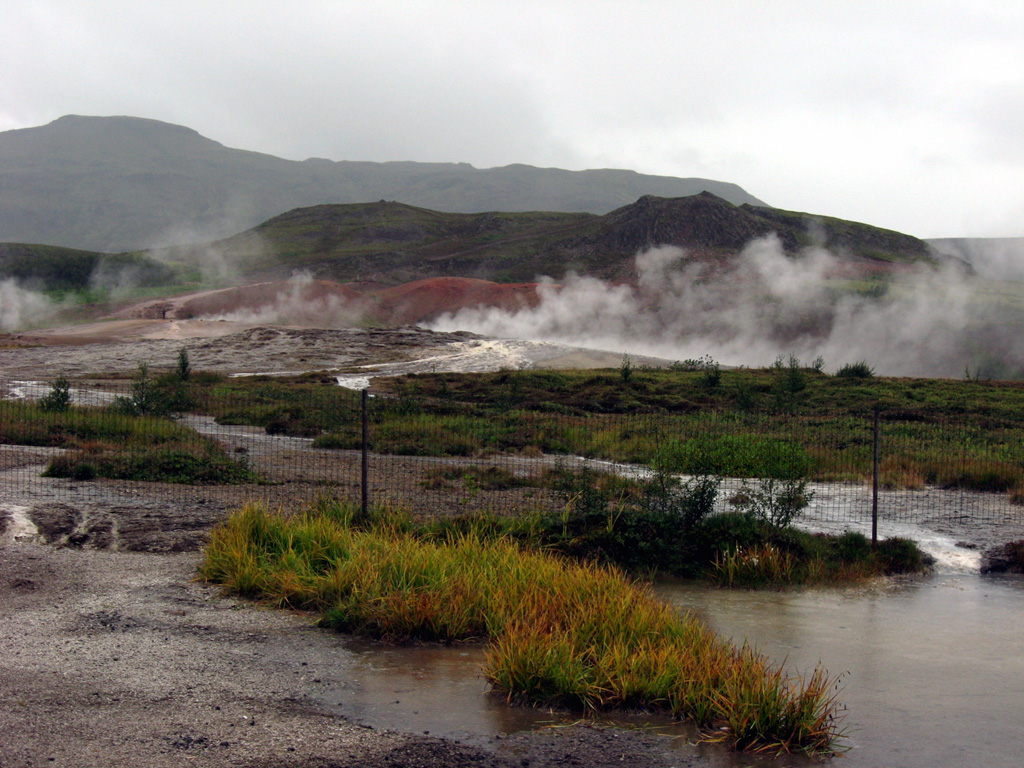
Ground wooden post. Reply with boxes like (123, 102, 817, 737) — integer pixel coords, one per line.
(872, 405, 880, 545)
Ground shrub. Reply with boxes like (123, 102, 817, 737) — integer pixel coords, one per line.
(772, 354, 808, 409)
(39, 376, 73, 412)
(874, 536, 929, 574)
(732, 477, 814, 528)
(111, 362, 172, 417)
(176, 347, 191, 381)
(836, 361, 875, 379)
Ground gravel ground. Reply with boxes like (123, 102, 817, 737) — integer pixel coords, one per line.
(1, 542, 715, 768)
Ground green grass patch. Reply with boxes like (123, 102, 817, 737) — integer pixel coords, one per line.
(0, 399, 257, 484)
(199, 501, 845, 755)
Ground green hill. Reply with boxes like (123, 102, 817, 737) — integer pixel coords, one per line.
(0, 243, 175, 293)
(166, 193, 942, 284)
(0, 115, 767, 252)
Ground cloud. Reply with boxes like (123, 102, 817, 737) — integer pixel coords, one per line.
(429, 239, 1016, 378)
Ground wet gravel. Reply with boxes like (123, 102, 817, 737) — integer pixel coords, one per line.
(0, 543, 706, 768)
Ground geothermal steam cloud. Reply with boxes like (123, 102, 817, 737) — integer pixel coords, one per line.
(430, 237, 1003, 379)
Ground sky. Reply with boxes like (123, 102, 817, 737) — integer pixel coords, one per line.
(1, 0, 1022, 239)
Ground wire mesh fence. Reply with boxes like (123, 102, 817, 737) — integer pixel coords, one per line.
(2, 376, 1023, 529)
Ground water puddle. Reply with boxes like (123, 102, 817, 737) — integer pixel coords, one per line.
(308, 571, 1022, 767)
(657, 573, 1024, 768)
(317, 639, 758, 762)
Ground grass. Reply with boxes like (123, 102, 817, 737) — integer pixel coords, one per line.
(199, 500, 845, 755)
(166, 365, 1024, 499)
(0, 398, 257, 484)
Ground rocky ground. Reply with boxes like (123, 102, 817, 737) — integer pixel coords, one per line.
(1, 543, 712, 768)
(0, 320, 717, 768)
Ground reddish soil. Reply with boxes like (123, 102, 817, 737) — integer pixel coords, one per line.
(110, 276, 546, 328)
(372, 277, 544, 324)
(173, 279, 368, 319)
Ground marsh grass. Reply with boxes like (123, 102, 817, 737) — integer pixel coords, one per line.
(199, 500, 845, 754)
(0, 399, 257, 484)
(707, 527, 928, 587)
(174, 366, 1024, 498)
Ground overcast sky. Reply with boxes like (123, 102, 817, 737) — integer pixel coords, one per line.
(2, 0, 1022, 239)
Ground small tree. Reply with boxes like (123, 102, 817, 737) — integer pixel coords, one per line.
(773, 353, 807, 410)
(112, 362, 167, 416)
(836, 361, 875, 379)
(176, 347, 191, 381)
(620, 354, 633, 383)
(39, 376, 72, 412)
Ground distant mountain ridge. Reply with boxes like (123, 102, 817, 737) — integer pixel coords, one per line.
(0, 114, 767, 252)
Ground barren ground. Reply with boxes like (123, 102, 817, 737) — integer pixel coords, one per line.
(1, 317, 709, 768)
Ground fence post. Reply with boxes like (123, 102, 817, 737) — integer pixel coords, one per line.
(361, 388, 369, 518)
(872, 405, 880, 545)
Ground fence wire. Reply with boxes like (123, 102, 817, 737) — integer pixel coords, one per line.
(2, 377, 1023, 528)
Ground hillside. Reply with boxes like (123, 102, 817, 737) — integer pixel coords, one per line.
(0, 115, 766, 252)
(0, 243, 174, 292)
(926, 237, 1024, 281)
(170, 193, 943, 285)
(2, 193, 947, 297)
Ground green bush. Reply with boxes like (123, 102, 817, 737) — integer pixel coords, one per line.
(38, 376, 73, 413)
(836, 361, 875, 379)
(732, 477, 814, 528)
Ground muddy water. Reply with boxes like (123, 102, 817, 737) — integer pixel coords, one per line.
(659, 574, 1024, 768)
(318, 567, 1023, 768)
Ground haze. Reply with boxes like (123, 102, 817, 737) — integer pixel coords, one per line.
(2, 0, 1022, 239)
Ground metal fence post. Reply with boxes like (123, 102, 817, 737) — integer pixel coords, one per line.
(361, 388, 369, 518)
(872, 405, 880, 545)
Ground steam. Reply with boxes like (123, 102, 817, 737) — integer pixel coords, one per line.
(0, 279, 56, 331)
(199, 272, 367, 326)
(148, 227, 273, 286)
(430, 238, 1018, 378)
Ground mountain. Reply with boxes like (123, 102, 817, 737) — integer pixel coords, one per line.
(0, 115, 767, 252)
(165, 192, 942, 285)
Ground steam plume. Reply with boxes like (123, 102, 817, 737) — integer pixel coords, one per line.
(0, 279, 55, 331)
(430, 238, 1019, 378)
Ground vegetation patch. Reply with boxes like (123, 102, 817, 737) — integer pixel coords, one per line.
(43, 441, 256, 485)
(1, 396, 257, 485)
(412, 463, 927, 584)
(164, 361, 1024, 503)
(199, 500, 845, 755)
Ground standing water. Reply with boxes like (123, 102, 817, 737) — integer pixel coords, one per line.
(312, 509, 1023, 768)
(657, 573, 1024, 768)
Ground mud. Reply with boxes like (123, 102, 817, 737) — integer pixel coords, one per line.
(1, 323, 481, 379)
